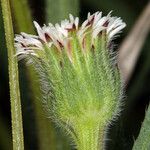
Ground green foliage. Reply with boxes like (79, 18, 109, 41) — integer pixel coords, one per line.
(133, 105, 150, 150)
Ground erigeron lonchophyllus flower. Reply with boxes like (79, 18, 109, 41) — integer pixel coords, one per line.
(15, 11, 126, 150)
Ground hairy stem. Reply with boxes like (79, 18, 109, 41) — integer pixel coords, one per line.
(0, 0, 24, 149)
(73, 119, 105, 150)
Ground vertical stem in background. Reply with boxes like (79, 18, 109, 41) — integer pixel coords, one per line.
(0, 0, 24, 149)
(10, 0, 57, 149)
(45, 0, 79, 24)
(10, 0, 34, 33)
(118, 1, 150, 83)
(0, 8, 12, 150)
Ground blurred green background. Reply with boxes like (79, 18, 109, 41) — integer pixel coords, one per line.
(0, 0, 150, 149)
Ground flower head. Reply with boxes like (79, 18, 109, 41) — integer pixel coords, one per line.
(15, 11, 125, 62)
(15, 12, 126, 150)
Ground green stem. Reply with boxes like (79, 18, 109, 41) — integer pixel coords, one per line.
(0, 0, 24, 150)
(74, 121, 105, 150)
(10, 0, 58, 149)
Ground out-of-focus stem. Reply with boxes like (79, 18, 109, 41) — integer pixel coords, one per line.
(0, 0, 24, 149)
(10, 0, 57, 149)
(10, 0, 34, 33)
(118, 1, 150, 83)
(45, 0, 79, 24)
